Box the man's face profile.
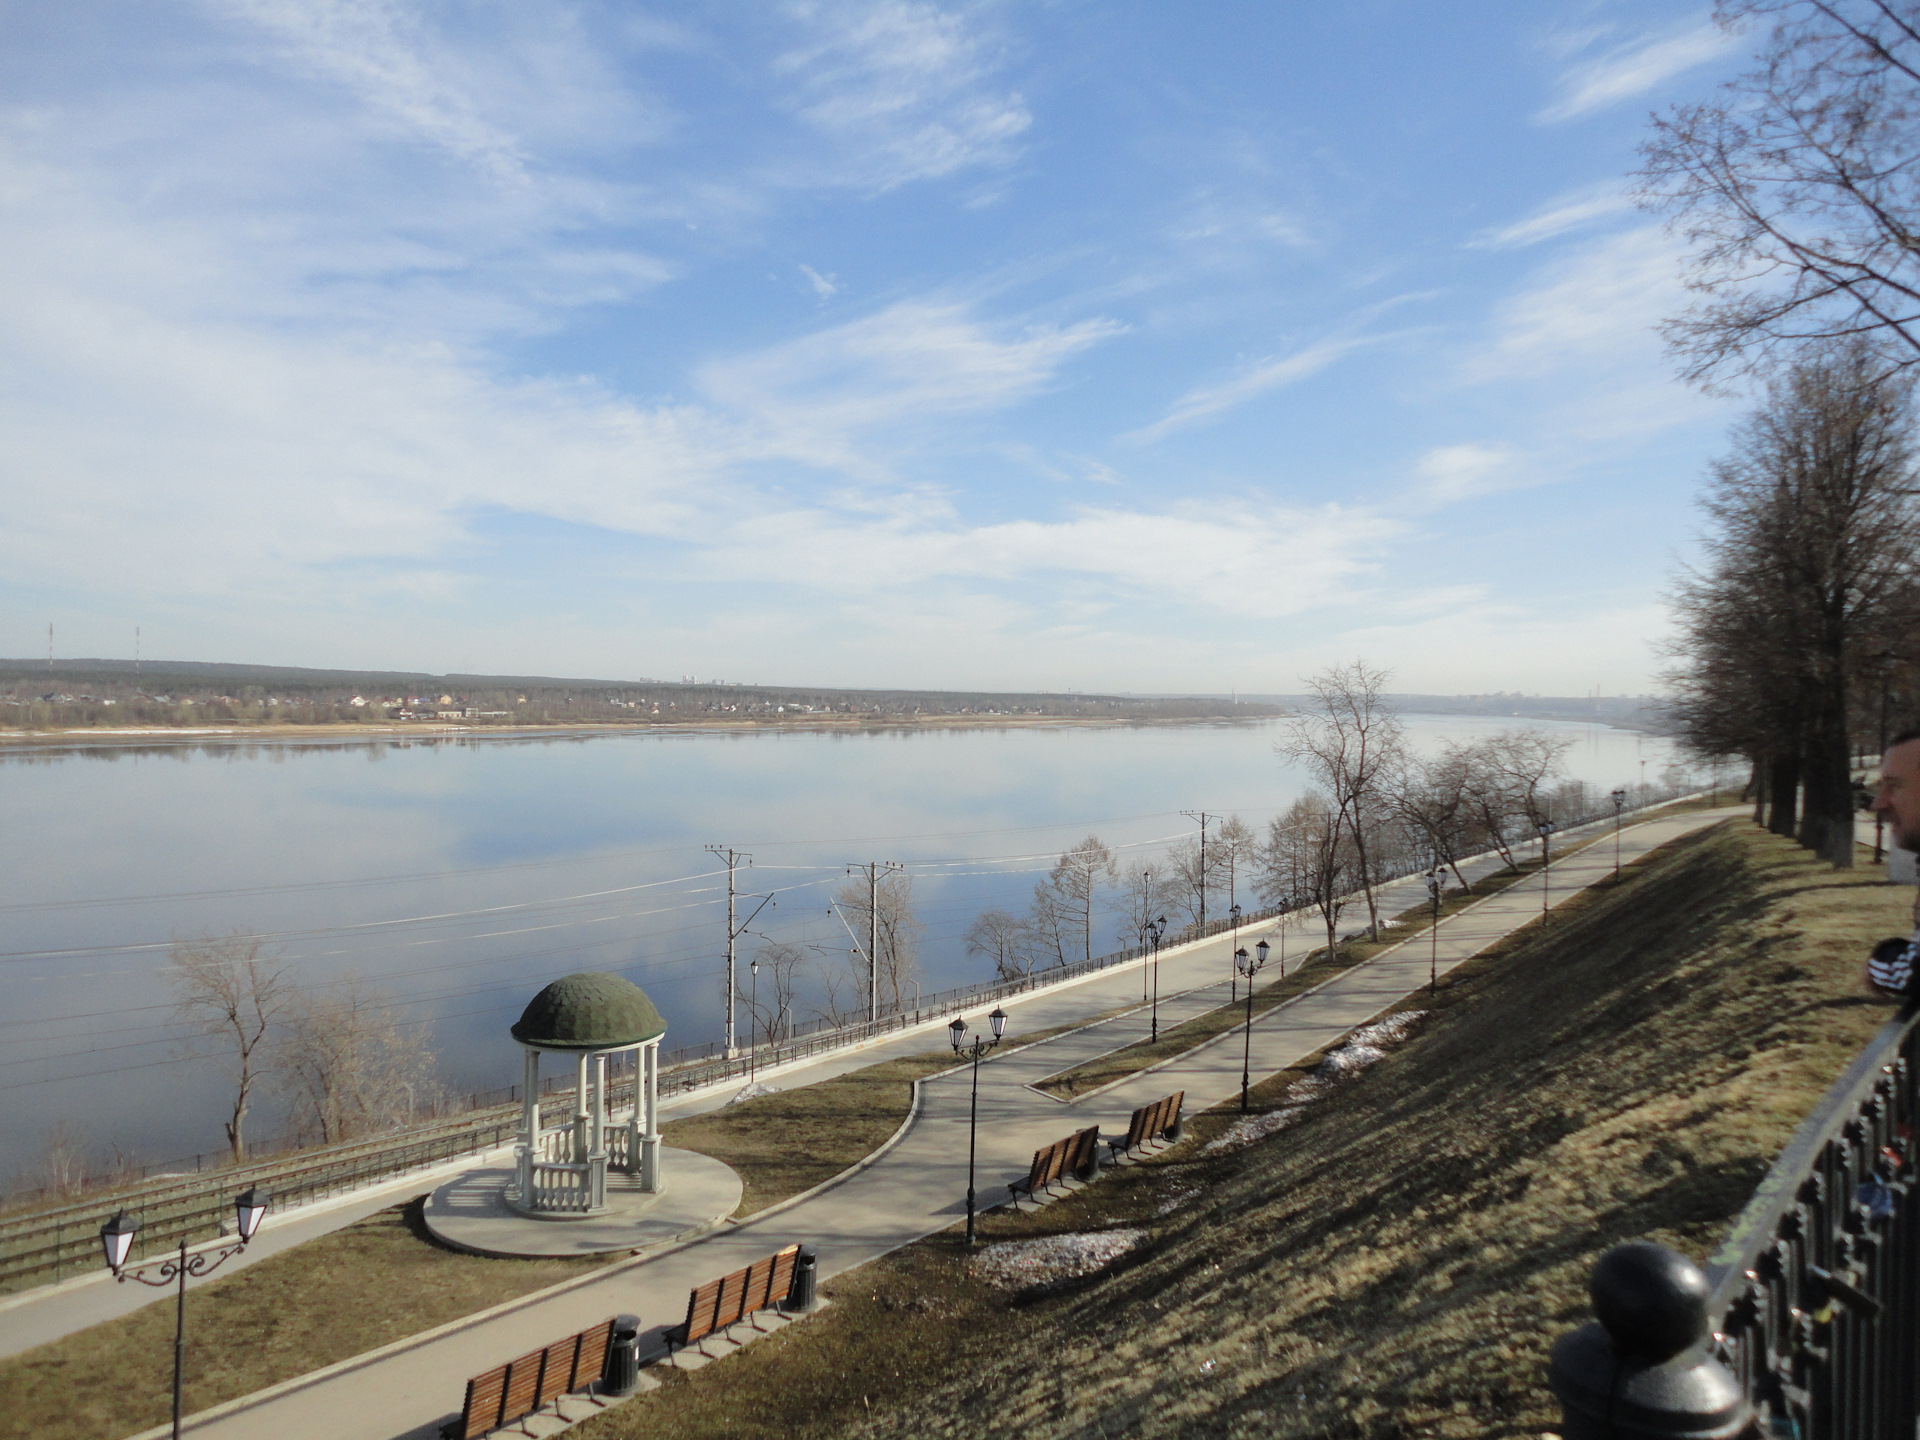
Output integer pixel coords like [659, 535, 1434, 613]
[1873, 739, 1920, 854]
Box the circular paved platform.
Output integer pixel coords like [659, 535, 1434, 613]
[422, 1146, 743, 1258]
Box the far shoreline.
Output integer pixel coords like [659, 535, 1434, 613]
[0, 712, 1277, 753]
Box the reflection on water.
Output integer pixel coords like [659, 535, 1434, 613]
[0, 718, 1679, 1175]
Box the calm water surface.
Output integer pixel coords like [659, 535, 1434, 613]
[0, 717, 1680, 1175]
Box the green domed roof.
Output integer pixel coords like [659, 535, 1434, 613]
[510, 972, 666, 1051]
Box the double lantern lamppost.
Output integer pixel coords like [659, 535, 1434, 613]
[1146, 915, 1167, 1042]
[748, 954, 760, 1081]
[1537, 818, 1555, 916]
[948, 1004, 1008, 1246]
[1609, 787, 1627, 880]
[99, 1187, 271, 1440]
[1227, 902, 1243, 1003]
[1234, 939, 1269, 1112]
[1425, 868, 1442, 993]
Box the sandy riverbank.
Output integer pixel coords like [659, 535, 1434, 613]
[0, 713, 1246, 752]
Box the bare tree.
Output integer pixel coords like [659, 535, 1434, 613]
[1165, 837, 1209, 931]
[1280, 661, 1403, 940]
[833, 872, 921, 1014]
[1116, 863, 1177, 952]
[964, 909, 1034, 981]
[1385, 746, 1478, 892]
[1258, 792, 1350, 957]
[1666, 341, 1920, 862]
[1489, 730, 1577, 834]
[169, 932, 290, 1163]
[278, 977, 435, 1145]
[38, 1118, 89, 1198]
[746, 940, 807, 1046]
[1640, 1, 1920, 385]
[1217, 814, 1256, 913]
[1040, 835, 1114, 966]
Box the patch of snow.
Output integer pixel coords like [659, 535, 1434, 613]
[1205, 1012, 1427, 1152]
[1205, 1106, 1308, 1152]
[1314, 1011, 1425, 1079]
[974, 1228, 1144, 1290]
[725, 1082, 783, 1105]
[1155, 1184, 1201, 1215]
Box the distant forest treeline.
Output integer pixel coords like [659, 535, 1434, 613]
[0, 659, 1282, 730]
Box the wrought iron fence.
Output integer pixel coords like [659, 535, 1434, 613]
[1702, 1001, 1920, 1438]
[1552, 1000, 1920, 1439]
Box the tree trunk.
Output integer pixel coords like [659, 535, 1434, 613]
[1767, 754, 1800, 835]
[1803, 693, 1857, 868]
[1748, 760, 1765, 825]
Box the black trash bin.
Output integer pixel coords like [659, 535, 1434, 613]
[787, 1245, 818, 1313]
[601, 1313, 641, 1397]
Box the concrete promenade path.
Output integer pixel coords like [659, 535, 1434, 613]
[115, 804, 1735, 1440]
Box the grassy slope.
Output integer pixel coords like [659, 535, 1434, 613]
[577, 819, 1910, 1440]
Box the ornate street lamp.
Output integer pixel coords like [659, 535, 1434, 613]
[749, 955, 761, 1080]
[1236, 939, 1268, 1112]
[1146, 915, 1167, 1042]
[1227, 902, 1243, 1003]
[1425, 867, 1442, 993]
[1609, 787, 1627, 880]
[949, 1006, 1007, 1246]
[1537, 818, 1555, 916]
[100, 1188, 271, 1440]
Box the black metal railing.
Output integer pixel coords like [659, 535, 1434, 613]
[1703, 1002, 1920, 1438]
[1551, 1001, 1920, 1439]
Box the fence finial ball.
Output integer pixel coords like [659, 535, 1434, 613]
[1591, 1241, 1710, 1361]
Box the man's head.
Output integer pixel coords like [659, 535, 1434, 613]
[1873, 728, 1920, 853]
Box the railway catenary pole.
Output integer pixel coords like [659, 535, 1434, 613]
[706, 846, 773, 1058]
[847, 861, 903, 1024]
[1180, 810, 1213, 936]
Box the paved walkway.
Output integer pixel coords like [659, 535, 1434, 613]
[120, 805, 1734, 1440]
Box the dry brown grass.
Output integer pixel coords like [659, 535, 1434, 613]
[0, 1198, 611, 1440]
[573, 819, 1910, 1440]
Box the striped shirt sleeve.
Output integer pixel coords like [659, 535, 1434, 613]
[1868, 936, 1919, 997]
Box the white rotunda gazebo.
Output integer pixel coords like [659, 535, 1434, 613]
[506, 971, 666, 1217]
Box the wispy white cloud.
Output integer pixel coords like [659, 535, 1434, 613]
[216, 0, 532, 181]
[775, 1, 1030, 189]
[1414, 443, 1525, 504]
[1469, 183, 1633, 250]
[1466, 226, 1684, 381]
[704, 499, 1404, 619]
[1537, 17, 1738, 123]
[699, 299, 1122, 469]
[800, 263, 839, 298]
[1124, 331, 1395, 446]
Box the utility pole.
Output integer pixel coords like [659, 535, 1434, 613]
[844, 862, 904, 1023]
[1180, 810, 1212, 934]
[705, 846, 773, 1058]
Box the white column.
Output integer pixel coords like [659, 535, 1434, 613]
[629, 1052, 645, 1175]
[588, 1050, 608, 1209]
[640, 1039, 662, 1192]
[515, 1047, 538, 1205]
[573, 1053, 589, 1163]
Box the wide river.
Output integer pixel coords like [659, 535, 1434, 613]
[0, 717, 1681, 1179]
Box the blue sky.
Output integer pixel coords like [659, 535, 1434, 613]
[1, 1, 1751, 693]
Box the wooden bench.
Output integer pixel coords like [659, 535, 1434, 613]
[1008, 1125, 1101, 1204]
[667, 1243, 802, 1359]
[1106, 1091, 1184, 1163]
[443, 1316, 614, 1439]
